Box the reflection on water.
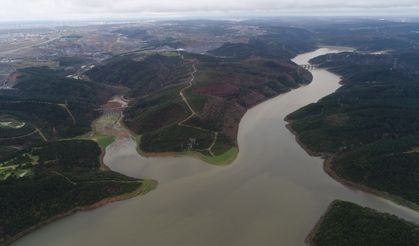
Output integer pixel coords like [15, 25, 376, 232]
[13, 48, 419, 246]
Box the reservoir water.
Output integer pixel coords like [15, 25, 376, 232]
[13, 47, 419, 246]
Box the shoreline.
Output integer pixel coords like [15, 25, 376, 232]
[304, 200, 338, 245]
[135, 140, 238, 166]
[98, 148, 110, 171]
[3, 179, 157, 246]
[284, 49, 419, 216]
[323, 157, 419, 212]
[131, 80, 313, 166]
[285, 120, 419, 216]
[8, 46, 407, 246]
[113, 53, 313, 166]
[284, 51, 419, 241]
[284, 122, 330, 158]
[5, 105, 157, 246]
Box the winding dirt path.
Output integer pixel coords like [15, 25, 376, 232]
[35, 128, 48, 142]
[0, 100, 76, 141]
[0, 130, 37, 140]
[177, 61, 207, 131]
[207, 132, 218, 156]
[179, 63, 197, 119]
[58, 104, 76, 125]
[2, 100, 76, 124]
[0, 128, 47, 142]
[176, 57, 220, 152]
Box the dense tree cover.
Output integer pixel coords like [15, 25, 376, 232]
[0, 64, 148, 244]
[209, 26, 315, 59]
[287, 48, 419, 206]
[308, 200, 419, 246]
[183, 52, 312, 150]
[124, 85, 189, 133]
[0, 140, 145, 244]
[86, 53, 192, 97]
[0, 66, 118, 160]
[287, 79, 419, 153]
[0, 99, 75, 138]
[31, 140, 102, 169]
[0, 66, 116, 138]
[88, 46, 312, 158]
[85, 24, 315, 158]
[0, 134, 44, 161]
[12, 67, 114, 105]
[209, 37, 313, 60]
[141, 124, 214, 153]
[332, 136, 419, 205]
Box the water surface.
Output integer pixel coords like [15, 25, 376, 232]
[14, 47, 419, 246]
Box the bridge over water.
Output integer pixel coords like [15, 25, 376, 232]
[300, 64, 317, 70]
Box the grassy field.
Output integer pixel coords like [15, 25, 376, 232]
[199, 147, 238, 165]
[94, 134, 116, 149]
[80, 111, 123, 151]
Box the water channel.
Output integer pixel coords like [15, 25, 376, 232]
[14, 47, 419, 246]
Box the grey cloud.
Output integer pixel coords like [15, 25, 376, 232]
[1, 0, 419, 21]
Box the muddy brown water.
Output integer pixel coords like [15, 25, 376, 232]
[13, 48, 419, 246]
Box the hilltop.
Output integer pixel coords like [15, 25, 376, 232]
[87, 48, 312, 163]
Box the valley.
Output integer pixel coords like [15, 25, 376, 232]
[2, 18, 419, 246]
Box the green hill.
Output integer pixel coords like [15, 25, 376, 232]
[287, 51, 419, 208]
[88, 50, 312, 162]
[0, 140, 153, 245]
[307, 200, 419, 246]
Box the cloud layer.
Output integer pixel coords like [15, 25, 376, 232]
[2, 0, 419, 21]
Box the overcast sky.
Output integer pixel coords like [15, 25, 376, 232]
[1, 0, 419, 21]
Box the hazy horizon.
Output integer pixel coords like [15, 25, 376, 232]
[1, 0, 419, 22]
